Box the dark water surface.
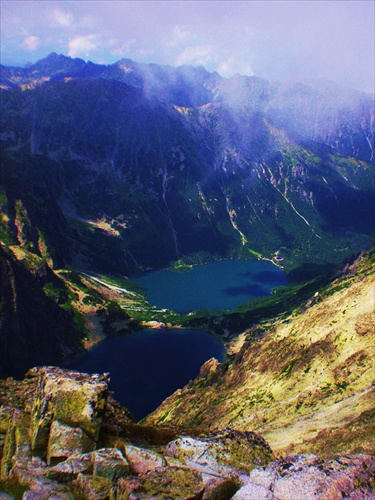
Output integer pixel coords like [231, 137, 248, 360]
[133, 259, 287, 313]
[73, 259, 286, 420]
[71, 328, 225, 420]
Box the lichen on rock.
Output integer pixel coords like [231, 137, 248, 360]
[1, 366, 375, 499]
[165, 428, 274, 476]
[47, 421, 96, 464]
[116, 466, 205, 499]
[28, 366, 110, 454]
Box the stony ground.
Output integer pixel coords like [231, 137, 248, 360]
[1, 366, 374, 499]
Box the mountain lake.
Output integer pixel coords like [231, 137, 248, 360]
[72, 259, 286, 420]
[71, 328, 225, 420]
[133, 258, 287, 314]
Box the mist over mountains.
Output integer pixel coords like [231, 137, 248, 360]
[0, 53, 374, 375]
[1, 53, 374, 270]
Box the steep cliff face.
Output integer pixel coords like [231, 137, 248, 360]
[0, 173, 136, 378]
[145, 253, 375, 458]
[0, 246, 85, 379]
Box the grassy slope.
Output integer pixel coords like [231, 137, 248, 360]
[144, 253, 375, 458]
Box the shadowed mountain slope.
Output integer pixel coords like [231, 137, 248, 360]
[1, 55, 374, 276]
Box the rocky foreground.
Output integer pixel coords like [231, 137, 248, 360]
[0, 367, 374, 499]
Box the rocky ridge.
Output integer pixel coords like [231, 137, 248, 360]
[1, 366, 374, 499]
[145, 252, 375, 458]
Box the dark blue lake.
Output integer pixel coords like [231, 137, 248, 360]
[71, 328, 225, 421]
[133, 259, 287, 314]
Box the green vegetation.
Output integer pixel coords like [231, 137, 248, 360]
[279, 360, 297, 379]
[168, 259, 193, 272]
[42, 281, 67, 304]
[247, 248, 263, 259]
[167, 251, 222, 270]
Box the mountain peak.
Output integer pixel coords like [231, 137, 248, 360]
[32, 52, 86, 71]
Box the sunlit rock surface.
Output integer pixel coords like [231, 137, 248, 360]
[1, 366, 374, 498]
[28, 367, 109, 457]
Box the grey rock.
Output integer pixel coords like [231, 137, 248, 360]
[116, 466, 205, 499]
[201, 472, 241, 499]
[72, 473, 114, 500]
[47, 420, 95, 464]
[232, 482, 273, 500]
[233, 454, 375, 500]
[47, 452, 94, 482]
[92, 448, 130, 482]
[165, 429, 273, 477]
[1, 410, 30, 479]
[124, 444, 165, 474]
[29, 367, 110, 452]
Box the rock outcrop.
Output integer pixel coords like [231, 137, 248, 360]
[0, 367, 272, 499]
[28, 367, 109, 462]
[232, 454, 375, 500]
[1, 366, 374, 499]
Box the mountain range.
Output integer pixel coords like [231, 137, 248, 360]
[0, 53, 374, 376]
[0, 53, 375, 498]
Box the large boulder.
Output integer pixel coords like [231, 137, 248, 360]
[92, 448, 130, 482]
[0, 409, 30, 479]
[163, 428, 273, 499]
[116, 466, 205, 499]
[123, 444, 166, 474]
[0, 367, 113, 496]
[47, 452, 94, 482]
[28, 367, 110, 455]
[72, 473, 114, 500]
[47, 448, 130, 483]
[47, 420, 96, 464]
[232, 454, 375, 500]
[165, 428, 274, 477]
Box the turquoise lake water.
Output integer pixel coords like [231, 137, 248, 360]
[71, 328, 225, 420]
[133, 259, 287, 314]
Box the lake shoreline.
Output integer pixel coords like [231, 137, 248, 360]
[164, 254, 285, 274]
[132, 257, 287, 316]
[70, 328, 225, 420]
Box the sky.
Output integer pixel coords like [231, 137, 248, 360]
[1, 0, 374, 93]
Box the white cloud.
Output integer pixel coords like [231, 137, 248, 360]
[111, 38, 136, 56]
[22, 35, 40, 51]
[52, 8, 74, 28]
[176, 45, 215, 67]
[218, 57, 254, 78]
[136, 48, 154, 57]
[110, 38, 154, 59]
[166, 25, 192, 48]
[68, 35, 97, 58]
